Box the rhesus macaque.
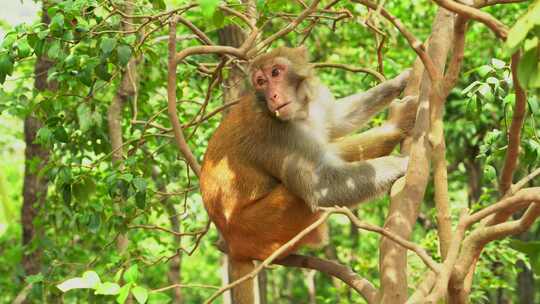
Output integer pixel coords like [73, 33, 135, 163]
[200, 46, 415, 303]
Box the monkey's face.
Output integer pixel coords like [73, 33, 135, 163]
[251, 57, 306, 121]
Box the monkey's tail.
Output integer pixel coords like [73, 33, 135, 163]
[229, 258, 256, 304]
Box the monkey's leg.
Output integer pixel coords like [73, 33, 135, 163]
[227, 185, 326, 261]
[332, 123, 404, 162]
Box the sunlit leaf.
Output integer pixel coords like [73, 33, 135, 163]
[116, 283, 132, 304]
[132, 286, 148, 304]
[199, 0, 219, 19]
[95, 282, 121, 295]
[82, 271, 101, 289]
[124, 265, 139, 283]
[57, 278, 92, 292]
[0, 53, 14, 84]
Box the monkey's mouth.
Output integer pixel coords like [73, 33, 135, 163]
[275, 102, 290, 113]
[274, 102, 291, 118]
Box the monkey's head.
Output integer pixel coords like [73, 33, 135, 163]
[250, 46, 315, 121]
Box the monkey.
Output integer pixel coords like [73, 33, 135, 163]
[200, 46, 415, 303]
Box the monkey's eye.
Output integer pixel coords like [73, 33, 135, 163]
[271, 67, 280, 77]
[256, 78, 266, 86]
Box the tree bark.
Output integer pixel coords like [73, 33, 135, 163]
[165, 203, 183, 303]
[21, 4, 55, 276]
[516, 260, 534, 304]
[379, 8, 454, 303]
[107, 0, 139, 256]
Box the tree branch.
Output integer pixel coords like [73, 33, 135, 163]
[499, 52, 528, 194]
[432, 0, 508, 39]
[167, 18, 202, 176]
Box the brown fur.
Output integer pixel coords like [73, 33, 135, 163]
[200, 47, 415, 304]
[201, 94, 327, 261]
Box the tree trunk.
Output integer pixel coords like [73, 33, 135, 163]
[165, 203, 183, 303]
[516, 260, 534, 304]
[218, 24, 248, 111]
[21, 4, 55, 276]
[107, 0, 139, 257]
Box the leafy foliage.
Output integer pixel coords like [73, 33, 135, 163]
[0, 0, 538, 303]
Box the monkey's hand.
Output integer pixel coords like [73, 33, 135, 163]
[393, 68, 412, 91]
[388, 95, 419, 135]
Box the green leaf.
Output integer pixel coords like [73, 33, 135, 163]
[16, 40, 32, 58]
[57, 277, 93, 292]
[462, 80, 480, 95]
[132, 178, 147, 192]
[150, 0, 166, 10]
[26, 274, 44, 284]
[117, 283, 132, 304]
[486, 77, 499, 85]
[95, 63, 112, 81]
[491, 58, 506, 69]
[82, 271, 101, 289]
[54, 126, 69, 143]
[256, 0, 266, 12]
[483, 165, 496, 181]
[117, 45, 132, 66]
[47, 40, 62, 60]
[477, 83, 493, 101]
[27, 33, 39, 49]
[135, 191, 146, 209]
[477, 65, 493, 77]
[100, 37, 117, 56]
[503, 93, 515, 107]
[79, 65, 94, 86]
[509, 240, 540, 275]
[62, 183, 72, 205]
[0, 54, 14, 84]
[73, 176, 96, 202]
[517, 47, 538, 88]
[50, 14, 65, 34]
[212, 10, 225, 28]
[199, 0, 220, 19]
[132, 286, 149, 304]
[37, 29, 49, 40]
[148, 292, 171, 304]
[36, 126, 53, 144]
[505, 1, 540, 53]
[95, 282, 121, 295]
[528, 95, 539, 113]
[88, 213, 101, 233]
[77, 104, 93, 131]
[124, 265, 139, 283]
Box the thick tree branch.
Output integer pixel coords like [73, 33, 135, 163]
[379, 9, 454, 303]
[432, 0, 508, 39]
[499, 52, 528, 194]
[167, 18, 202, 176]
[277, 254, 378, 304]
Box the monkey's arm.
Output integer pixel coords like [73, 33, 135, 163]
[259, 142, 408, 211]
[331, 95, 418, 161]
[332, 124, 403, 162]
[329, 70, 410, 138]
